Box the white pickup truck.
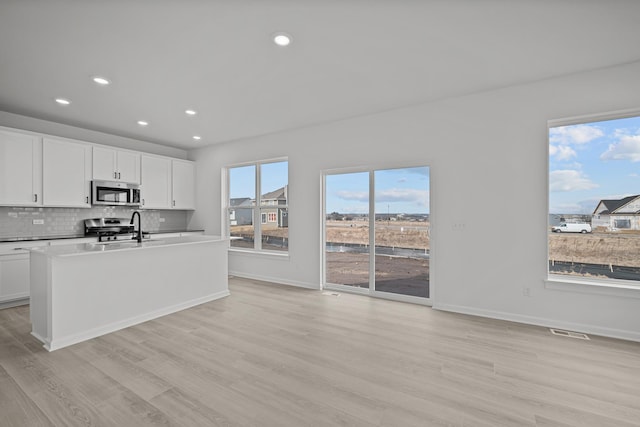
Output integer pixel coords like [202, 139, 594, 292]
[551, 223, 592, 233]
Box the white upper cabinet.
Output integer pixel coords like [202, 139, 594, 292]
[93, 146, 141, 184]
[0, 128, 42, 206]
[42, 137, 92, 208]
[140, 155, 172, 209]
[172, 160, 196, 210]
[141, 156, 196, 210]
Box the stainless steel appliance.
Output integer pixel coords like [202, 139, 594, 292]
[84, 217, 135, 242]
[91, 180, 141, 206]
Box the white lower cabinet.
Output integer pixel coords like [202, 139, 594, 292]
[0, 241, 46, 307]
[0, 251, 30, 305]
[0, 239, 95, 308]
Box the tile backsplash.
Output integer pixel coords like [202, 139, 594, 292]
[0, 206, 188, 239]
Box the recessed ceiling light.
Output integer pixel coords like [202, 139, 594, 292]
[273, 32, 292, 46]
[137, 120, 149, 126]
[92, 76, 110, 85]
[55, 98, 71, 105]
[193, 135, 201, 141]
[185, 109, 197, 116]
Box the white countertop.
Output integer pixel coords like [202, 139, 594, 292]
[31, 235, 227, 257]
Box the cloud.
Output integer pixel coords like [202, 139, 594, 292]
[549, 144, 577, 160]
[376, 188, 429, 207]
[335, 190, 368, 202]
[549, 170, 598, 192]
[600, 134, 640, 162]
[549, 198, 602, 214]
[549, 124, 603, 145]
[336, 188, 430, 207]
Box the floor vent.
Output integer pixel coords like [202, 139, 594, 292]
[550, 328, 590, 340]
[322, 291, 340, 297]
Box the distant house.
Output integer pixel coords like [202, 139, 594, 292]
[229, 186, 288, 228]
[592, 195, 640, 231]
[229, 197, 253, 226]
[260, 186, 288, 228]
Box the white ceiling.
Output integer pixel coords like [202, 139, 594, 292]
[1, 0, 640, 150]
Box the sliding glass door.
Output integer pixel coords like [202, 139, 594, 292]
[325, 172, 370, 291]
[324, 166, 430, 301]
[373, 168, 429, 298]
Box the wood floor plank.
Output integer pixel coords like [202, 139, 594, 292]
[1, 277, 640, 426]
[0, 364, 54, 427]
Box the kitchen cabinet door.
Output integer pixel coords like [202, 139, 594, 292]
[171, 160, 195, 209]
[92, 146, 118, 181]
[140, 155, 172, 209]
[0, 252, 30, 305]
[43, 137, 92, 207]
[93, 146, 141, 184]
[0, 129, 42, 206]
[116, 150, 141, 184]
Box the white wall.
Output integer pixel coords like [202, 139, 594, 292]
[190, 60, 640, 342]
[0, 110, 187, 159]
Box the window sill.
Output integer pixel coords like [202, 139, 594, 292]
[228, 248, 290, 259]
[545, 275, 640, 299]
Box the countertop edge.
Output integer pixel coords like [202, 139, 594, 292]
[0, 230, 205, 244]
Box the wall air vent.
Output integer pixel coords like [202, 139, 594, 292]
[550, 328, 590, 340]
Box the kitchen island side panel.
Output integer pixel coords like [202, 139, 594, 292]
[29, 250, 51, 344]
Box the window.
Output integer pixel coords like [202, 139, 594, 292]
[227, 160, 288, 252]
[549, 113, 640, 284]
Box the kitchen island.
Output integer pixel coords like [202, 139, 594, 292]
[30, 235, 229, 351]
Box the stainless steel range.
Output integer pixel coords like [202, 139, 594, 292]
[84, 218, 134, 242]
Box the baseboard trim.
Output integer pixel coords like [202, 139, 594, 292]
[40, 290, 230, 351]
[433, 302, 640, 343]
[0, 297, 29, 310]
[229, 271, 319, 290]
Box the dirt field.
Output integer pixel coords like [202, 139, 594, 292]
[325, 252, 429, 298]
[231, 220, 430, 296]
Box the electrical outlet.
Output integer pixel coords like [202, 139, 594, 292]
[159, 218, 165, 223]
[523, 287, 531, 297]
[32, 219, 44, 225]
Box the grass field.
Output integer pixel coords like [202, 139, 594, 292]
[324, 220, 429, 249]
[234, 220, 638, 269]
[549, 231, 640, 267]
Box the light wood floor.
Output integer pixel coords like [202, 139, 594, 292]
[1, 278, 640, 427]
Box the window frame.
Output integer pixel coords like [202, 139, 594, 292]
[546, 108, 640, 297]
[224, 158, 289, 255]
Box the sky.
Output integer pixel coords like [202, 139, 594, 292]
[229, 161, 288, 200]
[325, 166, 429, 214]
[549, 115, 640, 214]
[229, 162, 429, 214]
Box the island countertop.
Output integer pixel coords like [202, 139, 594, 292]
[31, 235, 227, 257]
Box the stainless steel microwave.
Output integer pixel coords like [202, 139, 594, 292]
[91, 180, 141, 206]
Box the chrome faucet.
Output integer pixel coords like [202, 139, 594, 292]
[130, 211, 143, 243]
